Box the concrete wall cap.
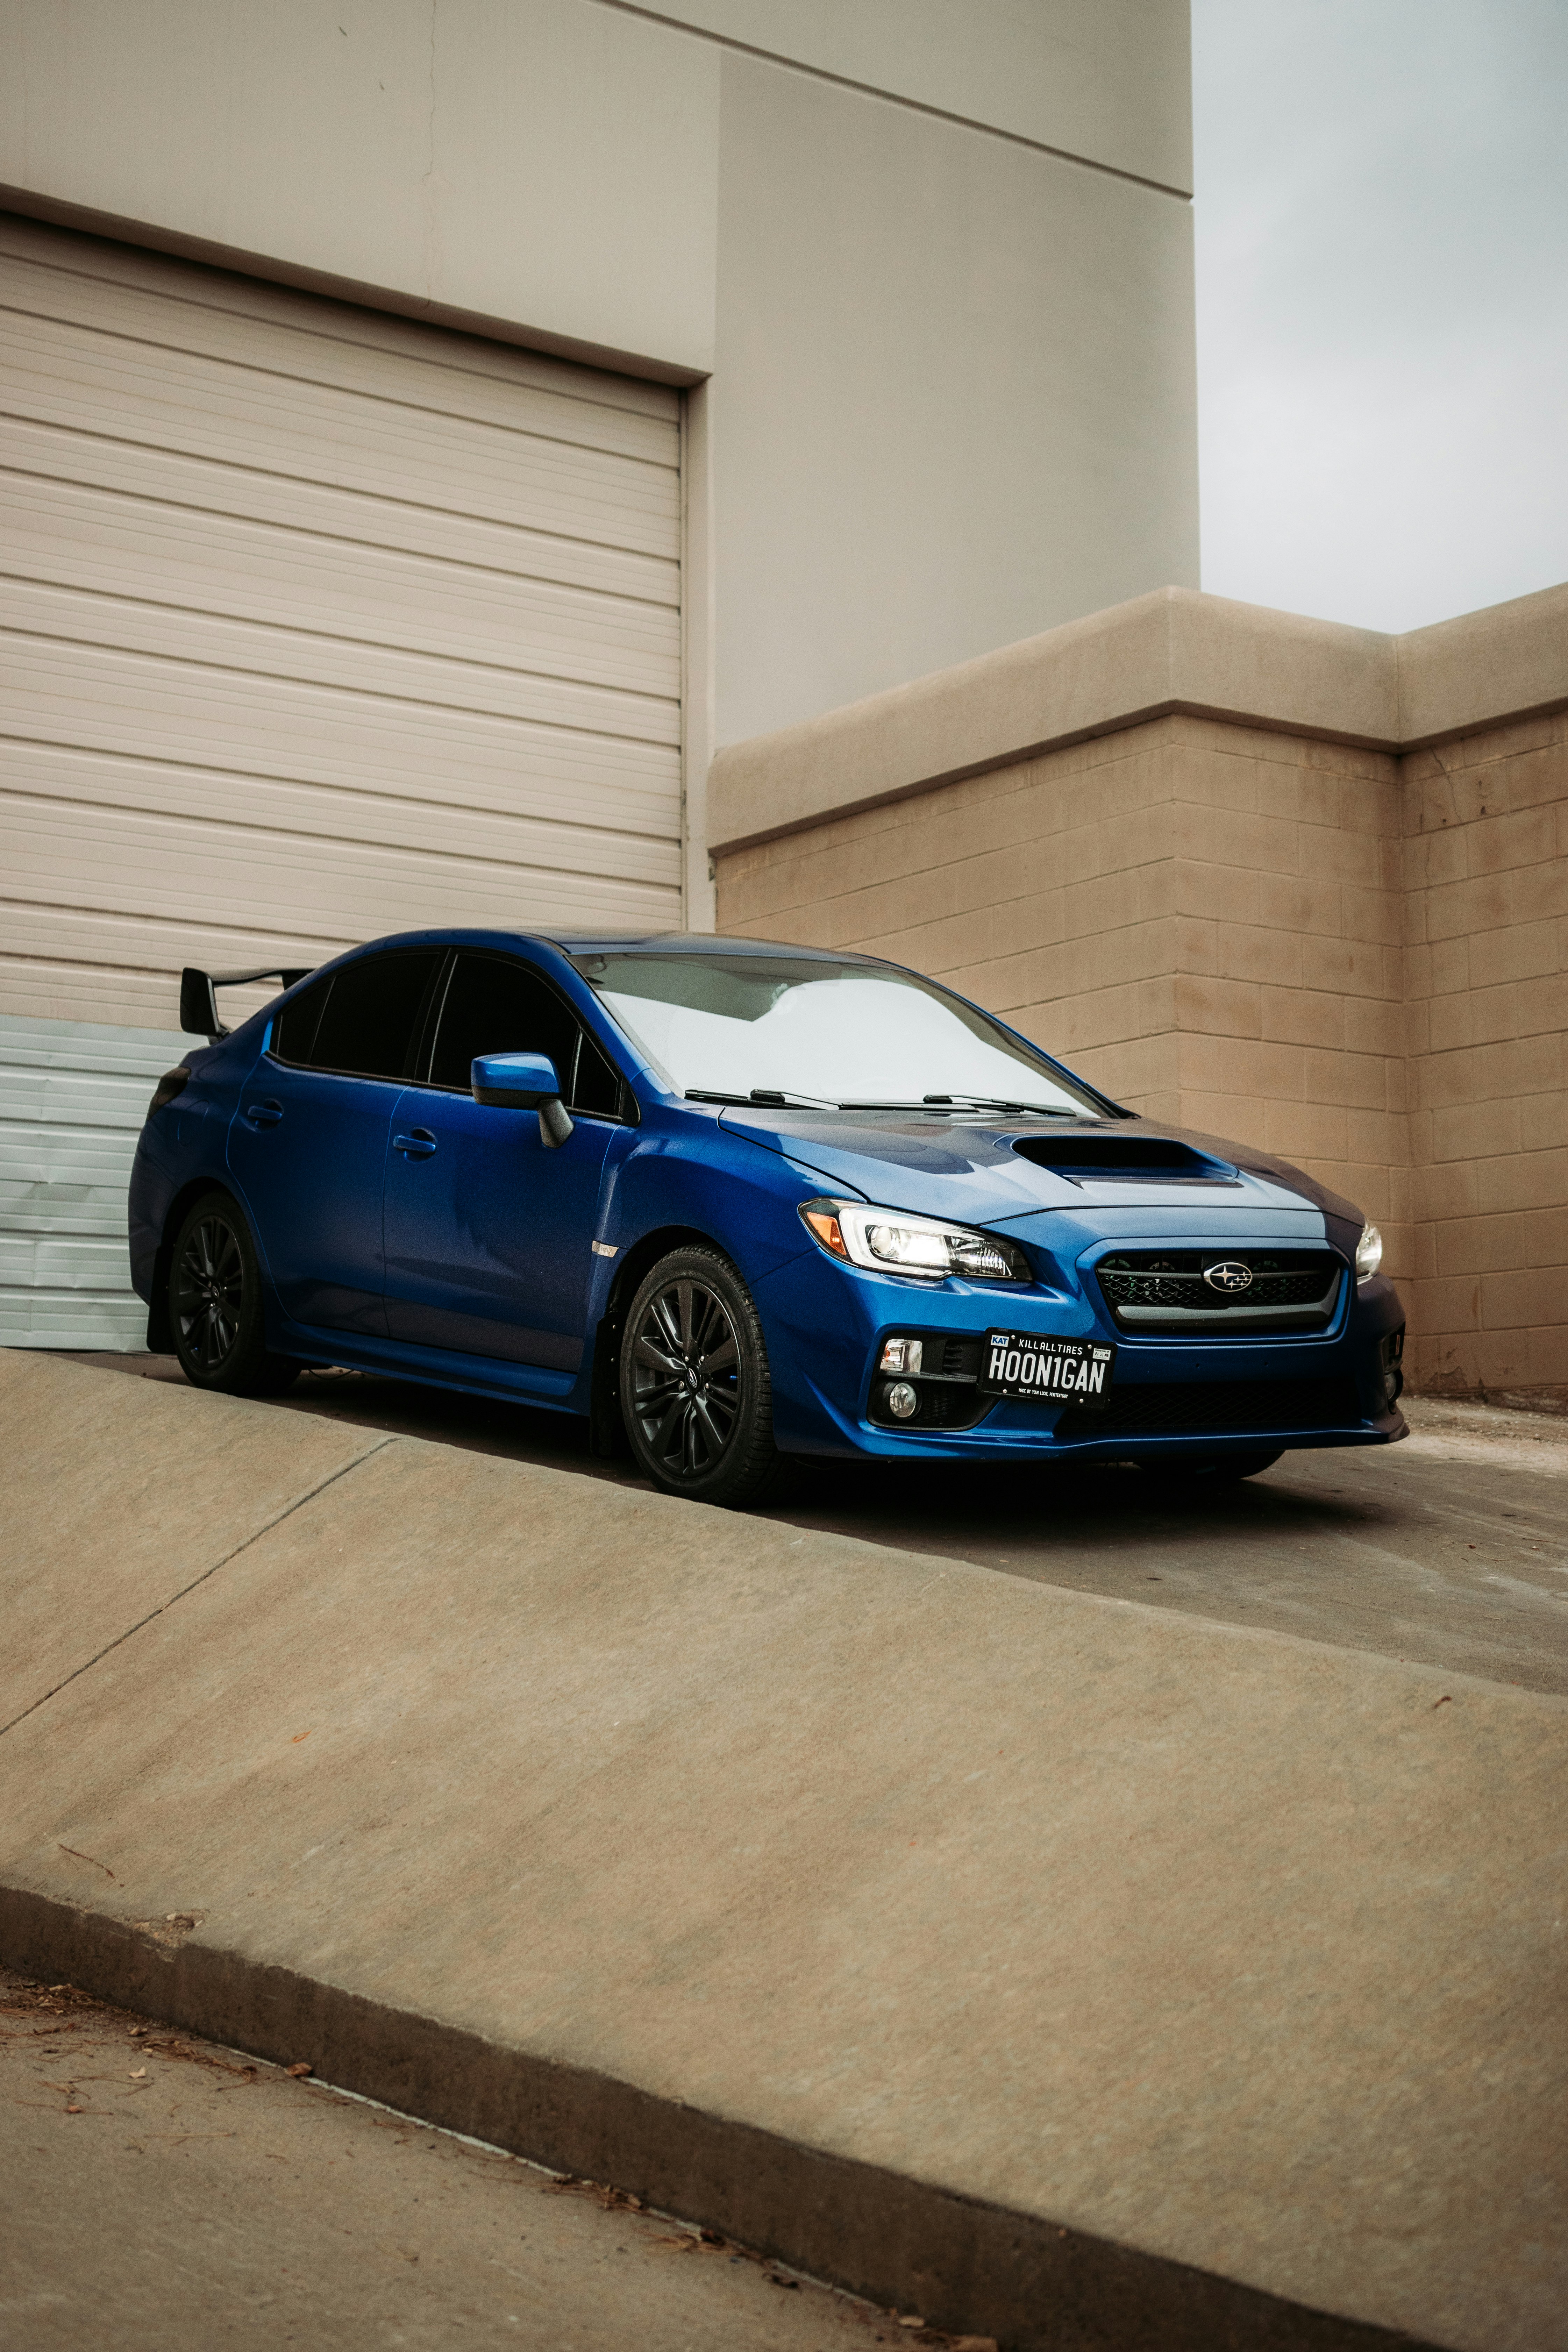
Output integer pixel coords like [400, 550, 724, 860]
[1398, 579, 1568, 749]
[708, 579, 1568, 855]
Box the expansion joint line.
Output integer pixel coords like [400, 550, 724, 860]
[0, 1437, 398, 1739]
[586, 0, 1192, 198]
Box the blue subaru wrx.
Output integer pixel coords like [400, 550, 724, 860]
[129, 929, 1407, 1505]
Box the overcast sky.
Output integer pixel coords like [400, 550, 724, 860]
[1191, 0, 1568, 634]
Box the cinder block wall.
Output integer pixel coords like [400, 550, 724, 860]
[718, 713, 1412, 1271]
[716, 720, 1186, 1109]
[709, 588, 1568, 1399]
[1404, 711, 1568, 1391]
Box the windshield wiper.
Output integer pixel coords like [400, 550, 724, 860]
[686, 1086, 838, 1109]
[921, 1094, 1082, 1118]
[685, 1088, 1083, 1117]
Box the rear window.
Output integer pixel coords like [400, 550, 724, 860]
[275, 950, 442, 1081]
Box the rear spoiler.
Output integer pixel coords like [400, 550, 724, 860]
[180, 964, 313, 1045]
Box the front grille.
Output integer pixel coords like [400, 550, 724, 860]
[939, 1336, 983, 1377]
[1058, 1376, 1361, 1440]
[1095, 1250, 1341, 1333]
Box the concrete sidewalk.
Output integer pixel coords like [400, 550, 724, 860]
[0, 1966, 908, 2352]
[3, 1350, 1567, 2351]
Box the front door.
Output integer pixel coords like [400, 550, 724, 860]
[383, 949, 626, 1367]
[226, 946, 443, 1338]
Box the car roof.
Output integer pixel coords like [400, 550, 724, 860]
[322, 928, 884, 968]
[544, 932, 874, 962]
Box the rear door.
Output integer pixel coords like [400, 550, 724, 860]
[383, 950, 627, 1368]
[227, 947, 443, 1337]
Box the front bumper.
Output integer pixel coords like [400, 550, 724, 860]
[755, 1240, 1407, 1464]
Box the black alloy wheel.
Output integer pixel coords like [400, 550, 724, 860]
[169, 1191, 299, 1396]
[619, 1246, 782, 1506]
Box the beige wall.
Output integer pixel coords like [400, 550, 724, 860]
[710, 52, 1198, 743]
[712, 587, 1568, 1400]
[0, 0, 1199, 853]
[652, 0, 1192, 188]
[0, 0, 725, 372]
[717, 713, 1410, 1235]
[1405, 712, 1568, 1392]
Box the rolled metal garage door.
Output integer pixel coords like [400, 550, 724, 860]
[0, 213, 682, 1345]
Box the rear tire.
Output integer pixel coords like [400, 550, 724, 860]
[619, 1246, 782, 1507]
[169, 1190, 300, 1397]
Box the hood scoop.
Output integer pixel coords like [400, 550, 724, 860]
[1010, 1133, 1239, 1185]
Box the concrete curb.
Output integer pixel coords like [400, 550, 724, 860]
[2, 1884, 1425, 2352]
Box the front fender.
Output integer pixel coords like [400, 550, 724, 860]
[596, 1121, 821, 1292]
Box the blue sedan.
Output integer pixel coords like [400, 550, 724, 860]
[129, 929, 1406, 1505]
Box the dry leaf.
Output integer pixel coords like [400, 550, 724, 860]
[286, 2062, 313, 2078]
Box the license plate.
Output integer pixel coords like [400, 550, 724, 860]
[980, 1330, 1116, 1410]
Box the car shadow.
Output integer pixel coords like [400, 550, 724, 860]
[68, 1354, 1392, 1555]
[756, 1451, 1383, 1556]
[266, 1364, 1386, 1555]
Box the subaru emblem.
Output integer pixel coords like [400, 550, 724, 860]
[1204, 1260, 1254, 1293]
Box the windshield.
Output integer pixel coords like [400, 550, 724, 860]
[570, 953, 1105, 1116]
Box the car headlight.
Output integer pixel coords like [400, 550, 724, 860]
[799, 1197, 1030, 1284]
[1355, 1223, 1383, 1281]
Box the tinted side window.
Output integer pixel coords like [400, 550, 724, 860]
[283, 950, 442, 1080]
[275, 974, 330, 1067]
[429, 953, 619, 1114]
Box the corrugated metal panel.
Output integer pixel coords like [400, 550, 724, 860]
[0, 215, 683, 1342]
[0, 213, 684, 1041]
[0, 1013, 184, 1348]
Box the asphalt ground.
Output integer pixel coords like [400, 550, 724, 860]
[0, 1966, 979, 2352]
[66, 1352, 1568, 1699]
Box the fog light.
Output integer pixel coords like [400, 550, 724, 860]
[1380, 1324, 1405, 1406]
[879, 1338, 924, 1375]
[885, 1381, 919, 1420]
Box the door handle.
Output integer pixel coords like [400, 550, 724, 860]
[245, 1099, 283, 1127]
[394, 1128, 438, 1159]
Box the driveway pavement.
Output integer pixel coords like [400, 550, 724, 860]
[67, 1354, 1568, 1697]
[14, 1348, 1568, 2349]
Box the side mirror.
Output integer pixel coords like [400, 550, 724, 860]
[471, 1052, 574, 1149]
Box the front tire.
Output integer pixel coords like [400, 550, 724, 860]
[169, 1191, 299, 1396]
[619, 1246, 782, 1507]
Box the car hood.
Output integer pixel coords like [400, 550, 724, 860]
[720, 1107, 1367, 1249]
